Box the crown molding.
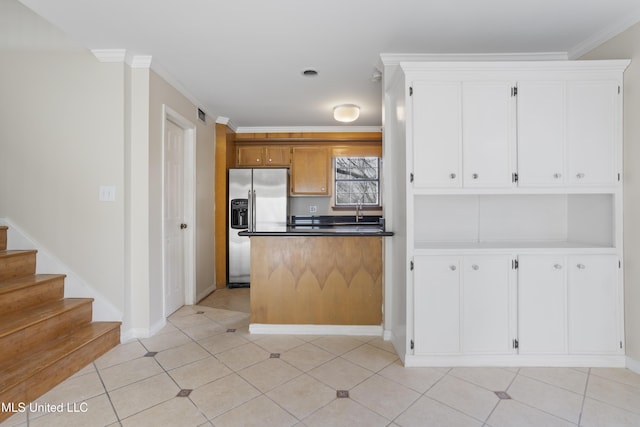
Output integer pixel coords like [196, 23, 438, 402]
[380, 52, 568, 66]
[91, 49, 126, 62]
[126, 53, 152, 68]
[215, 116, 237, 132]
[569, 7, 640, 59]
[235, 126, 381, 134]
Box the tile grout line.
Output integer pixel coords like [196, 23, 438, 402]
[577, 368, 591, 427]
[93, 359, 124, 425]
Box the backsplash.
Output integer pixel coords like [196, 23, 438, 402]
[288, 196, 383, 217]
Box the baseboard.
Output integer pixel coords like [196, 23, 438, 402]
[196, 284, 216, 304]
[249, 324, 383, 336]
[626, 356, 640, 374]
[404, 354, 627, 368]
[383, 329, 393, 341]
[0, 218, 122, 322]
[120, 318, 167, 342]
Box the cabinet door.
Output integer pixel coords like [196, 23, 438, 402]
[517, 82, 567, 186]
[568, 255, 621, 354]
[461, 255, 513, 353]
[237, 146, 263, 167]
[412, 81, 462, 188]
[518, 255, 567, 354]
[567, 81, 620, 185]
[463, 82, 516, 188]
[290, 147, 329, 195]
[265, 146, 291, 167]
[414, 256, 460, 354]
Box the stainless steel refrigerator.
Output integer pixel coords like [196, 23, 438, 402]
[228, 168, 288, 287]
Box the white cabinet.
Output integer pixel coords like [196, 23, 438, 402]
[461, 255, 514, 353]
[414, 255, 514, 355]
[568, 255, 622, 354]
[517, 81, 567, 186]
[567, 81, 620, 186]
[414, 256, 460, 354]
[518, 80, 621, 187]
[518, 255, 568, 354]
[412, 82, 461, 188]
[462, 82, 516, 188]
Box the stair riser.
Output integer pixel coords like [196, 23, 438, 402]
[0, 278, 65, 315]
[0, 302, 92, 365]
[0, 326, 120, 422]
[0, 252, 36, 282]
[0, 227, 6, 251]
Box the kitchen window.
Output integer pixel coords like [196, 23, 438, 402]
[334, 156, 380, 206]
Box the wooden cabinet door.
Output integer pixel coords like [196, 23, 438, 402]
[237, 146, 264, 167]
[517, 81, 567, 187]
[414, 256, 461, 354]
[462, 82, 516, 188]
[568, 255, 622, 354]
[290, 147, 329, 195]
[264, 146, 290, 167]
[567, 81, 620, 186]
[517, 255, 567, 354]
[412, 81, 462, 188]
[461, 255, 514, 354]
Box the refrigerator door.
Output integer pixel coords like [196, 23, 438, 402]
[253, 168, 288, 232]
[228, 169, 252, 285]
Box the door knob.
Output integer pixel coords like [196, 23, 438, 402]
[180, 223, 188, 229]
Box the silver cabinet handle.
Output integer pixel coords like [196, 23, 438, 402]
[553, 173, 562, 179]
[449, 265, 457, 271]
[450, 173, 457, 179]
[576, 173, 585, 179]
[577, 264, 586, 269]
[472, 173, 479, 180]
[554, 264, 562, 269]
[471, 264, 479, 270]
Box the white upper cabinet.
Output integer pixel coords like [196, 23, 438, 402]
[462, 82, 516, 188]
[567, 81, 620, 186]
[517, 81, 567, 186]
[412, 82, 462, 188]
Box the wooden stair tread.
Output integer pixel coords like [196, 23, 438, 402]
[0, 322, 120, 390]
[0, 249, 37, 258]
[0, 298, 93, 338]
[0, 274, 66, 294]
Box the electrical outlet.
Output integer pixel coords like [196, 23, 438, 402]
[99, 185, 116, 202]
[309, 205, 317, 213]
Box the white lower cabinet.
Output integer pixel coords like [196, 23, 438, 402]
[415, 253, 622, 360]
[567, 255, 622, 354]
[414, 254, 515, 355]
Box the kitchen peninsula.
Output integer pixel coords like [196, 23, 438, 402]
[240, 216, 392, 334]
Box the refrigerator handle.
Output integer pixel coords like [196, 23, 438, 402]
[247, 189, 253, 232]
[252, 189, 257, 232]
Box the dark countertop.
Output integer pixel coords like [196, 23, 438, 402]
[238, 226, 394, 237]
[238, 215, 393, 237]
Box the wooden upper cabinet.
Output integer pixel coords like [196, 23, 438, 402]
[236, 146, 264, 167]
[236, 145, 291, 167]
[290, 146, 329, 195]
[264, 146, 291, 166]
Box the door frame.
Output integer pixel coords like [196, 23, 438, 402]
[161, 104, 196, 317]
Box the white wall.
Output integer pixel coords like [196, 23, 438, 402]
[581, 22, 640, 365]
[0, 1, 126, 319]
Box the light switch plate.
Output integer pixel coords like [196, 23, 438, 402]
[99, 185, 116, 202]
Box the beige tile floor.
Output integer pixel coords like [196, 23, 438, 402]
[3, 288, 640, 426]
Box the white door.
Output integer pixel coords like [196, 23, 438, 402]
[568, 255, 621, 354]
[414, 256, 461, 354]
[567, 81, 620, 185]
[517, 81, 567, 186]
[461, 255, 513, 354]
[518, 255, 567, 354]
[164, 119, 186, 315]
[462, 81, 516, 188]
[412, 81, 462, 188]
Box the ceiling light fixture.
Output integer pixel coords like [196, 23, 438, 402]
[333, 104, 360, 122]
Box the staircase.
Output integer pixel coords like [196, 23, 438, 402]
[0, 225, 120, 421]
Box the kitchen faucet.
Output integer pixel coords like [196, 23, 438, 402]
[356, 200, 362, 222]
